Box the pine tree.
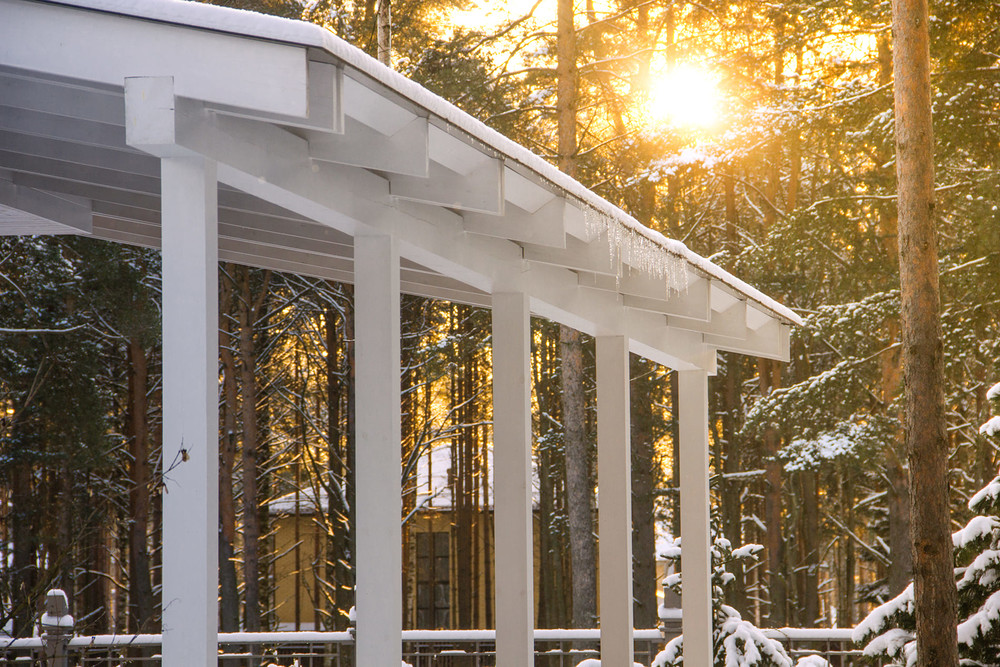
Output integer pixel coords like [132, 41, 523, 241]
[652, 531, 830, 667]
[854, 380, 1000, 665]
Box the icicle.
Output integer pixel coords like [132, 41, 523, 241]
[584, 205, 689, 298]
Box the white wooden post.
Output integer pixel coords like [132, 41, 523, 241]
[596, 335, 633, 665]
[491, 291, 534, 667]
[160, 155, 219, 666]
[679, 369, 712, 665]
[354, 234, 402, 667]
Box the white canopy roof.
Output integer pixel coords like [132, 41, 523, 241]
[0, 0, 800, 371]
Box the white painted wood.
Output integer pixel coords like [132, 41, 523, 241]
[206, 60, 342, 133]
[2, 0, 308, 117]
[678, 370, 712, 667]
[463, 198, 567, 249]
[354, 234, 402, 667]
[428, 124, 492, 176]
[0, 180, 91, 235]
[309, 115, 429, 177]
[491, 291, 534, 667]
[160, 155, 218, 667]
[596, 334, 633, 665]
[343, 74, 416, 136]
[668, 299, 747, 339]
[503, 166, 555, 213]
[390, 158, 504, 215]
[704, 319, 790, 363]
[150, 84, 775, 366]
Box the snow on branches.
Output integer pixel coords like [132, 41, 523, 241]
[652, 535, 830, 667]
[854, 381, 1000, 665]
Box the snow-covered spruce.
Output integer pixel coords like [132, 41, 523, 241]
[651, 535, 831, 667]
[853, 381, 1000, 665]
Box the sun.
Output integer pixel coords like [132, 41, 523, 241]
[646, 64, 722, 130]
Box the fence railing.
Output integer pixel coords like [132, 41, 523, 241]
[0, 627, 873, 666]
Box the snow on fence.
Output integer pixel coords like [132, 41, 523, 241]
[0, 627, 877, 666]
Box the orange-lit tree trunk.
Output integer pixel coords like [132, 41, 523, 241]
[219, 266, 240, 633]
[891, 0, 958, 664]
[557, 0, 597, 631]
[126, 338, 155, 632]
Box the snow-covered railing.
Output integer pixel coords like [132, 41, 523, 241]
[0, 627, 873, 666]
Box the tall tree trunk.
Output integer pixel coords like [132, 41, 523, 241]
[126, 338, 155, 633]
[557, 0, 597, 631]
[800, 470, 819, 626]
[876, 33, 914, 598]
[562, 326, 596, 628]
[760, 358, 786, 627]
[721, 358, 748, 616]
[325, 297, 352, 630]
[238, 267, 271, 632]
[343, 285, 358, 631]
[10, 451, 36, 637]
[631, 357, 658, 629]
[376, 0, 390, 66]
[219, 268, 240, 633]
[892, 0, 959, 664]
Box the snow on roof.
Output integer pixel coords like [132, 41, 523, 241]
[45, 0, 802, 328]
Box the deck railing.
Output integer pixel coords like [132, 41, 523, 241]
[0, 627, 874, 666]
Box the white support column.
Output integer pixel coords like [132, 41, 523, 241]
[596, 335, 633, 665]
[354, 234, 402, 667]
[161, 155, 219, 667]
[678, 369, 712, 666]
[491, 291, 534, 667]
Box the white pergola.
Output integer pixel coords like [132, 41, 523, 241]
[0, 1, 801, 665]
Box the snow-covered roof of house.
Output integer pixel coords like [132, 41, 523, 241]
[0, 0, 800, 370]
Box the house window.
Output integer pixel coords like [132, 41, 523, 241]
[416, 531, 450, 629]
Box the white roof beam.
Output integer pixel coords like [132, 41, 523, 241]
[523, 236, 618, 275]
[123, 80, 728, 369]
[390, 159, 503, 215]
[579, 272, 711, 320]
[91, 215, 491, 308]
[205, 60, 342, 133]
[504, 166, 556, 213]
[704, 318, 791, 362]
[307, 115, 429, 177]
[0, 67, 125, 125]
[1, 0, 308, 117]
[342, 75, 415, 136]
[463, 197, 566, 249]
[0, 179, 91, 235]
[668, 298, 747, 340]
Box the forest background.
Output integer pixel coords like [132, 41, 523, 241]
[1, 0, 998, 642]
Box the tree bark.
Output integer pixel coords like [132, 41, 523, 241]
[325, 296, 353, 630]
[376, 0, 390, 67]
[630, 356, 658, 629]
[892, 0, 959, 663]
[759, 358, 786, 627]
[126, 338, 155, 633]
[562, 326, 597, 628]
[219, 268, 240, 633]
[237, 267, 271, 632]
[556, 0, 596, 631]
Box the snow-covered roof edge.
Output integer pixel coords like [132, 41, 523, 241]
[45, 0, 803, 328]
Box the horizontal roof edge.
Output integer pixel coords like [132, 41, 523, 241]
[35, 0, 803, 328]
